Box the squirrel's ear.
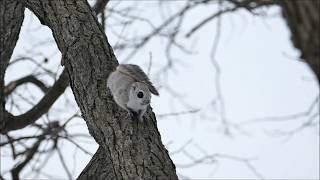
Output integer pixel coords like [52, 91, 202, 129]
[149, 85, 159, 96]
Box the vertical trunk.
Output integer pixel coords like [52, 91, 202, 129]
[280, 0, 320, 83]
[0, 0, 25, 130]
[21, 0, 178, 179]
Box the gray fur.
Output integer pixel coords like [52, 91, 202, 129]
[107, 64, 159, 122]
[117, 64, 159, 95]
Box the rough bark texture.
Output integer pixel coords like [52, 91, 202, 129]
[20, 0, 177, 179]
[0, 0, 69, 134]
[78, 146, 116, 179]
[0, 0, 25, 131]
[280, 0, 320, 83]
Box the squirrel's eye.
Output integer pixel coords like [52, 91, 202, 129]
[137, 91, 144, 98]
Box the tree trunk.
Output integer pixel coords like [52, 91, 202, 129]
[0, 0, 25, 131]
[280, 0, 320, 83]
[20, 0, 178, 179]
[77, 146, 117, 179]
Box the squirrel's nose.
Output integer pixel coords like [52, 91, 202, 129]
[142, 99, 150, 105]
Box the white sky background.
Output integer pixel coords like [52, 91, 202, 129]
[1, 1, 319, 179]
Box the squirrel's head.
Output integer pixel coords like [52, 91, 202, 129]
[127, 82, 151, 112]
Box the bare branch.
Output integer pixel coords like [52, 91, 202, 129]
[11, 134, 45, 180]
[1, 69, 69, 134]
[170, 139, 193, 155]
[122, 0, 212, 62]
[185, 0, 276, 37]
[56, 147, 73, 179]
[242, 95, 319, 124]
[172, 142, 264, 179]
[92, 0, 110, 15]
[4, 75, 49, 96]
[61, 137, 93, 156]
[157, 109, 200, 119]
[210, 2, 230, 135]
[0, 134, 43, 147]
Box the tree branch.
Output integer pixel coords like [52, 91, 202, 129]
[11, 133, 45, 180]
[0, 69, 69, 133]
[19, 0, 178, 179]
[4, 75, 49, 96]
[186, 0, 276, 38]
[92, 0, 109, 15]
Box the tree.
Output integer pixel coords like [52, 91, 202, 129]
[280, 0, 319, 82]
[1, 0, 319, 179]
[1, 0, 177, 179]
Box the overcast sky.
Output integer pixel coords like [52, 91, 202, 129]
[1, 1, 319, 180]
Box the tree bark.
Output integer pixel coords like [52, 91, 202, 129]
[0, 0, 25, 131]
[78, 146, 117, 179]
[279, 0, 320, 83]
[20, 0, 178, 179]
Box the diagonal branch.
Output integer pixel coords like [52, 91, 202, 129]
[92, 0, 110, 15]
[186, 0, 276, 38]
[10, 134, 45, 180]
[0, 69, 69, 134]
[9, 121, 62, 180]
[4, 75, 49, 96]
[56, 147, 73, 179]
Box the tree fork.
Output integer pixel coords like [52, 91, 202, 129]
[20, 0, 178, 179]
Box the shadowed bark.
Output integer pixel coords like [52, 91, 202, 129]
[0, 0, 25, 131]
[279, 0, 319, 83]
[19, 0, 177, 179]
